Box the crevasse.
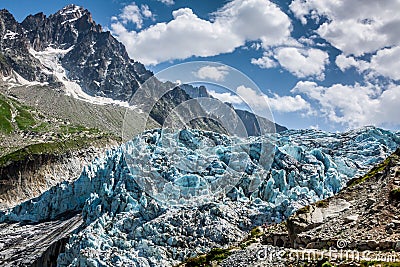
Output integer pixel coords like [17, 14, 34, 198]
[1, 126, 399, 266]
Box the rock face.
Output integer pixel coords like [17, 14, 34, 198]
[0, 144, 117, 209]
[0, 127, 398, 266]
[21, 5, 151, 101]
[180, 84, 288, 134]
[205, 148, 400, 267]
[235, 109, 287, 134]
[0, 9, 51, 82]
[247, 147, 400, 258]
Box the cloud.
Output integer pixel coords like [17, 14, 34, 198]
[111, 0, 291, 65]
[251, 52, 277, 68]
[157, 0, 174, 5]
[140, 5, 153, 19]
[292, 81, 400, 127]
[236, 85, 311, 113]
[274, 47, 329, 79]
[252, 47, 329, 79]
[194, 66, 230, 82]
[290, 0, 400, 56]
[370, 46, 400, 81]
[335, 54, 365, 72]
[336, 46, 400, 81]
[208, 90, 243, 104]
[117, 2, 153, 29]
[267, 94, 312, 113]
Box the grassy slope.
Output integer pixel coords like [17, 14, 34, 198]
[0, 94, 13, 134]
[0, 91, 119, 166]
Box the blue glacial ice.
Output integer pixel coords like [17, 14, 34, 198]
[0, 126, 399, 266]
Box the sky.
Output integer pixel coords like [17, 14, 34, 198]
[2, 0, 400, 132]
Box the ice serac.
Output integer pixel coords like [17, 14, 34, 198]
[0, 127, 399, 266]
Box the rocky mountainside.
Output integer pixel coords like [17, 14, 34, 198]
[0, 5, 223, 133]
[0, 89, 124, 208]
[18, 5, 151, 101]
[180, 83, 288, 134]
[0, 127, 398, 266]
[0, 9, 52, 83]
[0, 5, 285, 135]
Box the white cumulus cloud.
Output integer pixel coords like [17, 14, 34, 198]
[111, 0, 291, 65]
[336, 46, 400, 81]
[253, 47, 329, 79]
[117, 2, 153, 29]
[194, 66, 230, 82]
[157, 0, 174, 5]
[370, 46, 400, 81]
[274, 47, 329, 79]
[290, 0, 400, 56]
[292, 81, 400, 127]
[208, 90, 243, 104]
[236, 85, 311, 113]
[251, 52, 277, 68]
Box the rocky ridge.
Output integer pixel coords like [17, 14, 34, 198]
[1, 5, 285, 136]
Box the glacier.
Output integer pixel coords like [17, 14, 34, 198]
[0, 126, 399, 266]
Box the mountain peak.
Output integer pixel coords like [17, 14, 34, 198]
[52, 5, 91, 26]
[56, 4, 86, 17]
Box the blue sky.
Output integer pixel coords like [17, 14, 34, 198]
[2, 0, 400, 131]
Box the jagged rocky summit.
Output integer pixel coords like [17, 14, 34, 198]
[0, 5, 286, 135]
[0, 126, 399, 266]
[0, 5, 151, 100]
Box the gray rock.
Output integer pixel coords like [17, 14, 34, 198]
[344, 215, 359, 224]
[366, 197, 376, 206]
[395, 241, 400, 252]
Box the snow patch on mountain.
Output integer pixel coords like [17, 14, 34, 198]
[29, 47, 136, 109]
[2, 30, 18, 40]
[57, 4, 85, 22]
[2, 70, 48, 88]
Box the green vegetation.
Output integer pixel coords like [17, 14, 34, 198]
[181, 247, 232, 267]
[347, 156, 394, 187]
[30, 122, 50, 132]
[0, 95, 13, 133]
[15, 105, 36, 130]
[297, 205, 311, 214]
[360, 260, 400, 266]
[240, 226, 265, 249]
[315, 198, 330, 208]
[182, 226, 266, 266]
[0, 93, 119, 166]
[0, 135, 111, 167]
[250, 227, 263, 238]
[0, 93, 37, 132]
[321, 261, 335, 267]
